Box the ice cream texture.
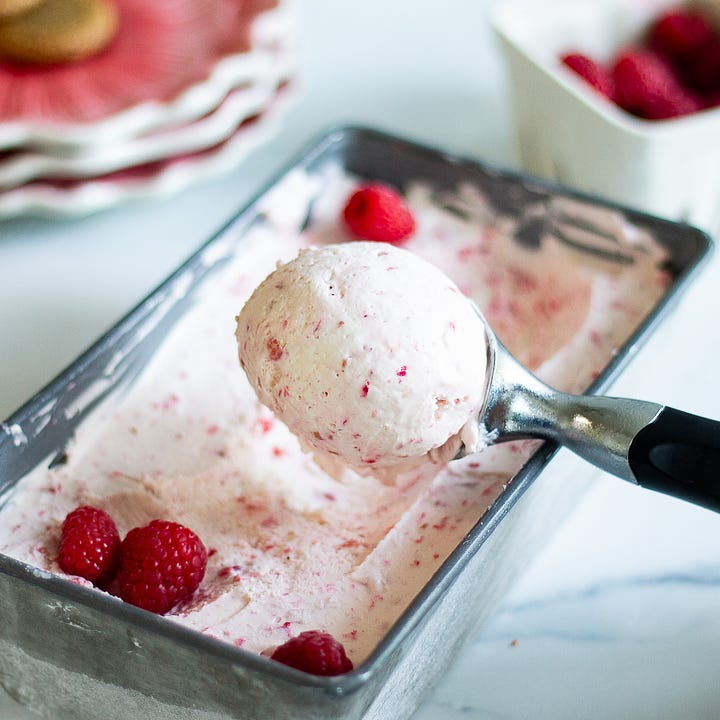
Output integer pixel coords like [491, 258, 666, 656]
[0, 164, 670, 667]
[236, 241, 489, 472]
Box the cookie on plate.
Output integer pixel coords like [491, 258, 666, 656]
[0, 0, 119, 64]
[0, 0, 42, 20]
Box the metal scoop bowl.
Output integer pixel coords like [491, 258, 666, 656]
[455, 313, 720, 513]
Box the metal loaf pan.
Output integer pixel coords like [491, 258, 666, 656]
[0, 127, 711, 720]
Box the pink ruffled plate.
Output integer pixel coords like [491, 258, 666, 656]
[0, 42, 295, 188]
[0, 0, 294, 151]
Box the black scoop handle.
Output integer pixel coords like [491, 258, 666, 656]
[628, 407, 720, 513]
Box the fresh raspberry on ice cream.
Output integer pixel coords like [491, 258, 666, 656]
[612, 49, 701, 119]
[115, 520, 207, 614]
[342, 183, 415, 244]
[271, 630, 354, 675]
[57, 505, 120, 587]
[561, 52, 615, 99]
[647, 8, 715, 62]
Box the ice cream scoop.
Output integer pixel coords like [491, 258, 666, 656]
[460, 318, 720, 512]
[235, 241, 489, 472]
[238, 240, 720, 512]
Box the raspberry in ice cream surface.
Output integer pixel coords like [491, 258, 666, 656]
[57, 505, 120, 587]
[271, 630, 354, 676]
[342, 183, 416, 244]
[236, 242, 489, 472]
[115, 519, 208, 615]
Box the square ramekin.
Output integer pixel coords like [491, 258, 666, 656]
[490, 0, 720, 233]
[0, 128, 711, 720]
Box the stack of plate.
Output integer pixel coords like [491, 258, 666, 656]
[0, 0, 297, 219]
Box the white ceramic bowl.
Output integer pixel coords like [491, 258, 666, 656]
[489, 0, 720, 233]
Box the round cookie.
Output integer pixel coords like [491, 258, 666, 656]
[0, 0, 42, 20]
[0, 0, 119, 65]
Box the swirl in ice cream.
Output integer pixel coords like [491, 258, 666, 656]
[235, 242, 489, 472]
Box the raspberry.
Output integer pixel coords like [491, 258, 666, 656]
[57, 506, 120, 587]
[115, 520, 207, 614]
[561, 52, 615, 98]
[342, 183, 415, 244]
[612, 49, 701, 119]
[682, 37, 720, 93]
[703, 90, 720, 109]
[648, 8, 715, 62]
[270, 630, 353, 676]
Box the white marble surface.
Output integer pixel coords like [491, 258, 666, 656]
[1, 1, 720, 718]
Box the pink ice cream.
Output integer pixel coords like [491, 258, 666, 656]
[236, 242, 489, 473]
[0, 164, 670, 668]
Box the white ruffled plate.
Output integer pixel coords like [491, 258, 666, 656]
[0, 89, 296, 219]
[0, 0, 294, 152]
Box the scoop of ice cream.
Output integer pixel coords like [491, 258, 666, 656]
[235, 242, 489, 472]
